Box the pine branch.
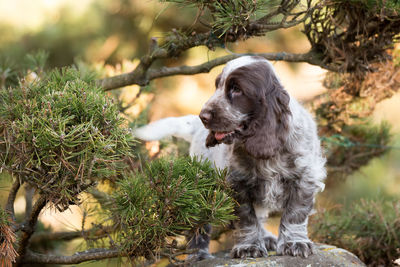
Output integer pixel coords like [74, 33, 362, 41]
[5, 179, 21, 227]
[96, 0, 322, 91]
[96, 31, 224, 90]
[16, 195, 47, 265]
[148, 52, 323, 78]
[24, 185, 34, 220]
[30, 225, 115, 244]
[99, 51, 337, 91]
[23, 248, 120, 264]
[252, 0, 313, 31]
[250, 18, 306, 31]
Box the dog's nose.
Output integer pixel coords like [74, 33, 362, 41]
[199, 110, 212, 126]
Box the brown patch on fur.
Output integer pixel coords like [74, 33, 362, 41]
[226, 62, 292, 159]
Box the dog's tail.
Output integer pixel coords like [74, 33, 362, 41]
[133, 115, 202, 143]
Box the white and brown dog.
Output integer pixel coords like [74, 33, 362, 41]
[134, 56, 326, 260]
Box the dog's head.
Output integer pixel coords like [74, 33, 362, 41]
[199, 56, 291, 159]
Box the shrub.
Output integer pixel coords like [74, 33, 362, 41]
[310, 199, 400, 266]
[0, 67, 135, 210]
[322, 122, 392, 181]
[0, 207, 17, 267]
[109, 157, 236, 259]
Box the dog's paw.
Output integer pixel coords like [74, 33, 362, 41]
[186, 249, 214, 262]
[263, 236, 277, 251]
[277, 241, 314, 258]
[231, 244, 268, 258]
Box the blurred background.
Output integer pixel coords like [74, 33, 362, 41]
[0, 0, 399, 266]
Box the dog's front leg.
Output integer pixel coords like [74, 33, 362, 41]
[277, 180, 315, 258]
[186, 224, 213, 261]
[231, 199, 269, 258]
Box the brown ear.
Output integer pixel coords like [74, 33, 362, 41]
[244, 84, 291, 159]
[205, 131, 219, 147]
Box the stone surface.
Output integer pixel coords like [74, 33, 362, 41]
[190, 244, 365, 267]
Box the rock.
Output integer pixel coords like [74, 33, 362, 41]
[190, 244, 365, 267]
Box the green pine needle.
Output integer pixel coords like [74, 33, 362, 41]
[0, 66, 135, 210]
[310, 199, 400, 266]
[0, 207, 10, 227]
[110, 156, 236, 257]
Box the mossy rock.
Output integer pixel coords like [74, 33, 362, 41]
[189, 244, 365, 267]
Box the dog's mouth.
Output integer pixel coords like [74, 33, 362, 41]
[210, 124, 245, 144]
[214, 131, 234, 141]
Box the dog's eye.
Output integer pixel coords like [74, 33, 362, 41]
[230, 84, 242, 96]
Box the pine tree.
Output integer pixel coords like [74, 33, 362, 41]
[1, 0, 400, 265]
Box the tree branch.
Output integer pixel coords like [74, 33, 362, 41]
[30, 225, 115, 244]
[148, 52, 314, 79]
[96, 0, 321, 91]
[251, 0, 313, 32]
[24, 184, 34, 220]
[16, 195, 47, 265]
[250, 19, 306, 31]
[96, 31, 224, 90]
[23, 248, 120, 264]
[98, 51, 337, 91]
[6, 178, 21, 225]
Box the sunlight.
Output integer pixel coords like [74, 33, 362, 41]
[0, 0, 94, 29]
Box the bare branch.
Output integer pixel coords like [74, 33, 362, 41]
[23, 248, 120, 264]
[98, 51, 337, 91]
[252, 0, 312, 30]
[16, 195, 47, 264]
[24, 184, 34, 220]
[160, 249, 199, 266]
[5, 179, 21, 225]
[96, 0, 321, 91]
[30, 225, 115, 244]
[250, 19, 305, 31]
[96, 31, 223, 90]
[148, 52, 313, 79]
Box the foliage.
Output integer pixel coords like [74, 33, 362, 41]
[0, 0, 399, 265]
[317, 60, 400, 133]
[337, 0, 400, 10]
[159, 0, 305, 53]
[110, 156, 236, 259]
[0, 66, 135, 210]
[0, 1, 210, 68]
[315, 57, 399, 181]
[322, 122, 392, 181]
[0, 207, 9, 227]
[0, 51, 49, 90]
[0, 207, 17, 267]
[207, 0, 279, 37]
[310, 199, 400, 266]
[0, 57, 19, 90]
[162, 0, 282, 37]
[305, 0, 400, 72]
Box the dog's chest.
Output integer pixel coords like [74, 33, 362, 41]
[257, 174, 285, 211]
[230, 154, 291, 211]
[253, 163, 286, 212]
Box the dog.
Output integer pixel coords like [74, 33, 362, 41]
[134, 56, 326, 259]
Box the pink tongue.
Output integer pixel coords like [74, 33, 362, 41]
[215, 132, 226, 141]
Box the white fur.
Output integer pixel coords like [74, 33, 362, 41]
[133, 115, 232, 169]
[221, 56, 262, 81]
[278, 219, 310, 244]
[133, 115, 201, 142]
